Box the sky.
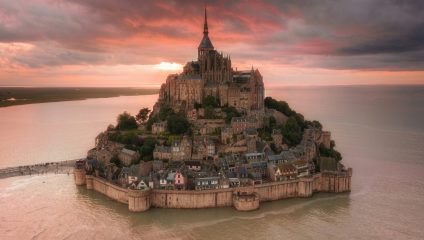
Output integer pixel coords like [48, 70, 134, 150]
[0, 0, 423, 87]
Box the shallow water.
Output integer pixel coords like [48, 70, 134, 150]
[1, 85, 424, 239]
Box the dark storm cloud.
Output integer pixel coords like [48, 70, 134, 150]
[336, 25, 424, 55]
[0, 0, 423, 70]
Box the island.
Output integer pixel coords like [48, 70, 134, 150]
[74, 8, 352, 212]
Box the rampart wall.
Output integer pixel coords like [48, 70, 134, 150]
[74, 168, 352, 212]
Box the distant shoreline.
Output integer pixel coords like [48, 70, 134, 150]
[0, 87, 159, 108]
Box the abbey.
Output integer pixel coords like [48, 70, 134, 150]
[158, 8, 265, 112]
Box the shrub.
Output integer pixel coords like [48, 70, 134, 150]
[116, 112, 138, 130]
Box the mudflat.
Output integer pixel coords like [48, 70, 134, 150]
[0, 87, 159, 107]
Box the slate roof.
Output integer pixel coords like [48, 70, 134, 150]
[199, 34, 214, 49]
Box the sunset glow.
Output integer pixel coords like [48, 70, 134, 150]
[153, 62, 183, 71]
[0, 0, 423, 87]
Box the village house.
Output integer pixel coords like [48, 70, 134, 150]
[152, 121, 167, 135]
[153, 145, 171, 160]
[130, 180, 148, 190]
[267, 163, 298, 181]
[231, 117, 248, 134]
[194, 176, 220, 190]
[173, 171, 186, 190]
[292, 159, 310, 177]
[118, 148, 140, 166]
[184, 160, 202, 171]
[245, 152, 265, 164]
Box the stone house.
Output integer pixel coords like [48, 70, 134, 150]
[292, 159, 310, 177]
[245, 152, 265, 164]
[279, 163, 298, 180]
[185, 160, 202, 171]
[194, 175, 220, 190]
[231, 117, 248, 134]
[118, 148, 140, 166]
[170, 137, 192, 161]
[152, 121, 167, 135]
[267, 163, 298, 181]
[153, 145, 171, 160]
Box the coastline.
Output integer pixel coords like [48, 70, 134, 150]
[0, 160, 77, 179]
[0, 87, 159, 108]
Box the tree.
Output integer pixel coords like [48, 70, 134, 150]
[264, 97, 295, 116]
[116, 112, 138, 130]
[222, 105, 241, 123]
[136, 108, 151, 124]
[158, 105, 174, 121]
[319, 142, 343, 161]
[203, 95, 220, 108]
[145, 114, 158, 131]
[204, 106, 216, 119]
[281, 116, 303, 146]
[167, 114, 190, 134]
[110, 156, 123, 168]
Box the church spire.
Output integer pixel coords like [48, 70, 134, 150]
[198, 5, 214, 50]
[203, 6, 209, 35]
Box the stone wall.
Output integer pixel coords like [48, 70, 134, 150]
[150, 188, 234, 208]
[254, 178, 314, 202]
[320, 168, 352, 193]
[75, 170, 351, 212]
[90, 176, 128, 204]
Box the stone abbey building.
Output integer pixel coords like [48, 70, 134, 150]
[158, 8, 265, 112]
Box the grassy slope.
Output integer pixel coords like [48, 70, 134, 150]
[0, 87, 159, 108]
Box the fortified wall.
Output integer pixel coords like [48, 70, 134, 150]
[74, 168, 352, 212]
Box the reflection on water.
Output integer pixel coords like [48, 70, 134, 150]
[1, 86, 424, 239]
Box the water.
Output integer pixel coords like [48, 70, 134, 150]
[0, 95, 157, 168]
[1, 85, 424, 239]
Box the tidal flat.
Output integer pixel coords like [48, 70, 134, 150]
[0, 87, 159, 108]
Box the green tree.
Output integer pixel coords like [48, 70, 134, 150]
[145, 114, 158, 131]
[159, 105, 174, 121]
[167, 114, 190, 134]
[319, 142, 343, 161]
[281, 116, 303, 146]
[204, 106, 216, 119]
[136, 108, 151, 124]
[264, 97, 295, 116]
[203, 95, 220, 108]
[222, 105, 241, 123]
[110, 156, 123, 168]
[116, 112, 138, 130]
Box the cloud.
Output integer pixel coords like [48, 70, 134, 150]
[0, 0, 423, 86]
